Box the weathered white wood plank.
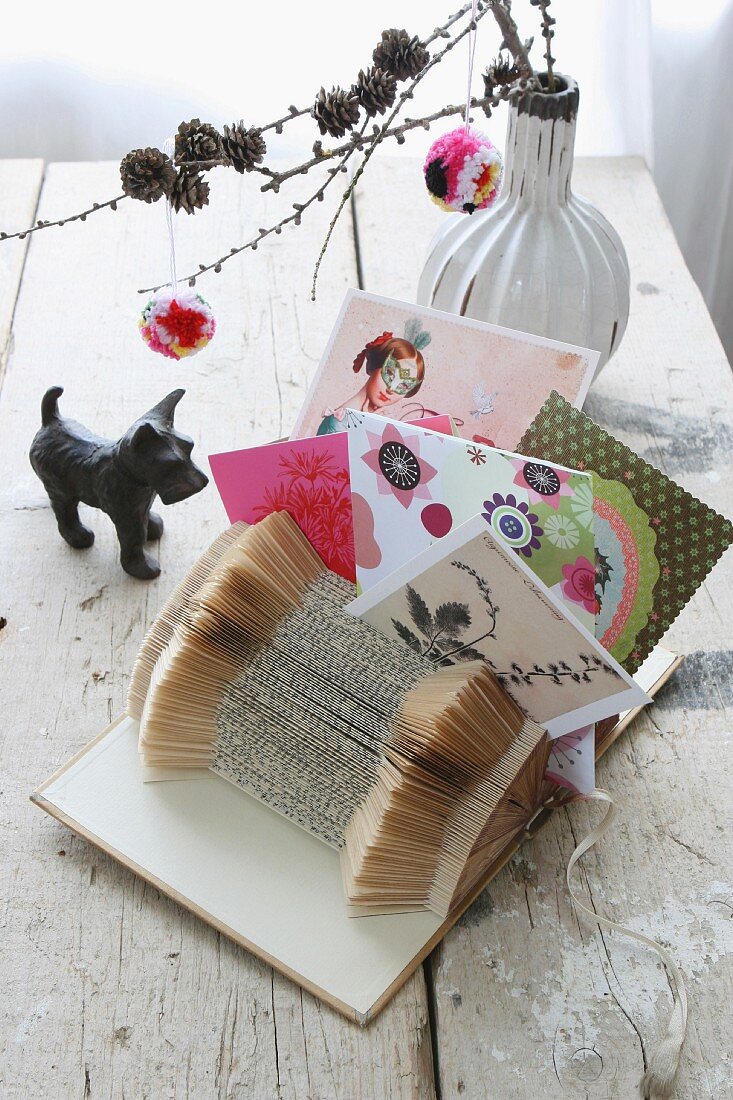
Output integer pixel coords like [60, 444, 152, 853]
[0, 160, 435, 1099]
[0, 160, 44, 384]
[354, 156, 733, 1098]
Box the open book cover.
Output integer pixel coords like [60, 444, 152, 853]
[31, 646, 679, 1024]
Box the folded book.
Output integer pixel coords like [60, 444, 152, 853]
[129, 511, 549, 919]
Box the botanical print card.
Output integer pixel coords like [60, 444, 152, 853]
[346, 412, 597, 631]
[518, 391, 733, 673]
[290, 290, 599, 449]
[209, 415, 454, 583]
[346, 514, 649, 738]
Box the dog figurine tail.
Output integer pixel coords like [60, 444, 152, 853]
[41, 386, 64, 426]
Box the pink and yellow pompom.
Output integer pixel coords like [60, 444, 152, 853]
[424, 126, 503, 214]
[139, 287, 216, 360]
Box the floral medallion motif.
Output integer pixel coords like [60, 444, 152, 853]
[482, 493, 543, 558]
[545, 726, 594, 794]
[466, 445, 487, 466]
[378, 440, 420, 490]
[510, 457, 573, 509]
[361, 422, 438, 510]
[561, 555, 597, 615]
[591, 474, 660, 664]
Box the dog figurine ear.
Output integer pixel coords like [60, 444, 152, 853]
[129, 422, 161, 453]
[145, 388, 185, 427]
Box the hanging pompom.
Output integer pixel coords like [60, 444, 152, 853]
[424, 126, 503, 214]
[139, 287, 216, 360]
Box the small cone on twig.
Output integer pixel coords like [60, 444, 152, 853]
[353, 67, 397, 118]
[372, 28, 429, 81]
[313, 86, 360, 139]
[169, 170, 210, 215]
[221, 123, 267, 174]
[175, 119, 222, 165]
[120, 148, 176, 203]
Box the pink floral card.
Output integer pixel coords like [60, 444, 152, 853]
[208, 415, 454, 583]
[290, 290, 599, 449]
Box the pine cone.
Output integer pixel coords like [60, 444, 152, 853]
[353, 67, 397, 118]
[120, 147, 176, 203]
[484, 55, 521, 96]
[221, 123, 267, 174]
[372, 29, 429, 82]
[169, 169, 210, 215]
[313, 86, 360, 139]
[175, 118, 222, 165]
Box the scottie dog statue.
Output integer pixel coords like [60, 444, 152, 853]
[30, 387, 208, 579]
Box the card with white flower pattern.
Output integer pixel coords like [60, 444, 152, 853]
[345, 412, 597, 632]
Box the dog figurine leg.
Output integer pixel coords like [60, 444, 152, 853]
[113, 511, 161, 580]
[47, 491, 95, 549]
[146, 512, 164, 541]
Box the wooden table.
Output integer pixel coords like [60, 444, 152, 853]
[1, 156, 731, 1099]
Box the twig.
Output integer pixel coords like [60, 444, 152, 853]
[533, 0, 556, 90]
[139, 123, 371, 293]
[147, 5, 489, 293]
[310, 1, 493, 299]
[1, 0, 538, 292]
[0, 194, 126, 242]
[140, 90, 502, 294]
[425, 1, 479, 44]
[0, 4, 480, 244]
[261, 105, 312, 136]
[487, 0, 535, 79]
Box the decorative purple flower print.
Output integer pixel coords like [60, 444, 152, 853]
[481, 493, 543, 558]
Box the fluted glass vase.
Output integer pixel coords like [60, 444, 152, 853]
[417, 75, 629, 373]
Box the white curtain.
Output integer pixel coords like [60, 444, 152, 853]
[651, 0, 733, 357]
[1, 1, 731, 358]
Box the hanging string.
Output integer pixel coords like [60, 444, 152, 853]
[463, 0, 479, 134]
[566, 789, 688, 1099]
[163, 136, 178, 292]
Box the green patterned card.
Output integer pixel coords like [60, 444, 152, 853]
[518, 392, 733, 673]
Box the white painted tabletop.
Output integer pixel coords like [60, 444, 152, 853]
[0, 156, 731, 1098]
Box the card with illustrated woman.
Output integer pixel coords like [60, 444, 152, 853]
[314, 320, 431, 435]
[291, 290, 600, 450]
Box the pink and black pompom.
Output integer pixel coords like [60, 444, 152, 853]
[423, 127, 503, 214]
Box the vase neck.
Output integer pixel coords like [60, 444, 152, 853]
[503, 74, 579, 209]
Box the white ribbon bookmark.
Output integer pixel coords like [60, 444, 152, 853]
[566, 789, 688, 1099]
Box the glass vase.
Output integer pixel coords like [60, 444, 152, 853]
[417, 75, 630, 374]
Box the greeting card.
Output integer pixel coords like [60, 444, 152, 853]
[347, 514, 648, 738]
[290, 290, 599, 449]
[345, 413, 597, 629]
[518, 392, 733, 673]
[209, 416, 454, 582]
[346, 412, 602, 792]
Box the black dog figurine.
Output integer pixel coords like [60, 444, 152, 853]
[30, 387, 208, 580]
